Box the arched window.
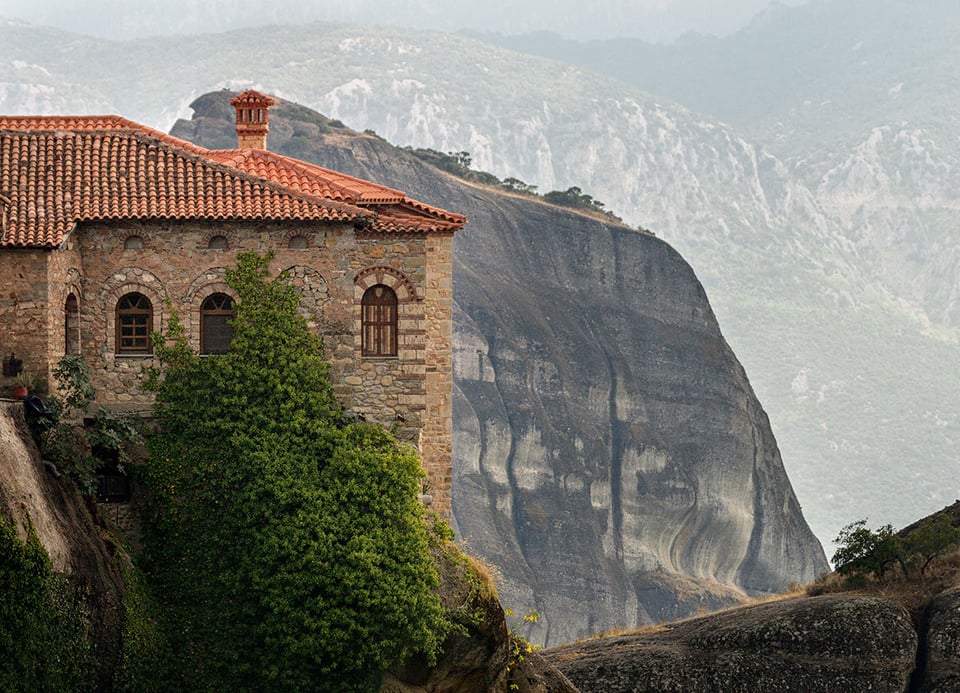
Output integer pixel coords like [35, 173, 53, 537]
[116, 292, 152, 354]
[361, 285, 398, 357]
[288, 235, 309, 249]
[201, 293, 234, 355]
[124, 235, 144, 250]
[208, 235, 228, 249]
[65, 294, 80, 355]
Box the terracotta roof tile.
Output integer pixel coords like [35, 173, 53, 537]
[0, 115, 464, 248]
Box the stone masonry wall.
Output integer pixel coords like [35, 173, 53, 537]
[421, 234, 455, 515]
[2, 220, 454, 518]
[0, 249, 52, 394]
[67, 220, 449, 513]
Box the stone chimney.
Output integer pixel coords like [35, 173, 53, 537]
[230, 89, 276, 150]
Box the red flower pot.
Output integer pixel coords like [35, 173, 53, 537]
[12, 385, 27, 400]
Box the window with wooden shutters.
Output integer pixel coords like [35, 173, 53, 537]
[116, 292, 152, 354]
[361, 285, 398, 357]
[201, 293, 234, 355]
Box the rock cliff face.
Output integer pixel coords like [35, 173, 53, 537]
[0, 402, 124, 688]
[172, 93, 828, 646]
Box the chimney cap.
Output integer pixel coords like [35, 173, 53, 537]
[230, 89, 275, 150]
[229, 89, 276, 109]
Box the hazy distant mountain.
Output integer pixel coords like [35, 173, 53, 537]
[480, 0, 960, 163]
[2, 0, 794, 42]
[1, 1, 958, 551]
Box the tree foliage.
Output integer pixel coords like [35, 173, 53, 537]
[501, 177, 538, 195]
[832, 520, 903, 579]
[27, 353, 141, 494]
[0, 520, 92, 691]
[543, 186, 623, 223]
[904, 514, 960, 576]
[142, 252, 447, 691]
[832, 515, 960, 580]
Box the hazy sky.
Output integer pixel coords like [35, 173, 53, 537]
[2, 0, 811, 43]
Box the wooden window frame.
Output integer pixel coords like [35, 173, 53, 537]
[361, 285, 398, 357]
[116, 292, 153, 355]
[200, 293, 235, 355]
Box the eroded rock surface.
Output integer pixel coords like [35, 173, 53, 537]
[922, 586, 960, 691]
[173, 93, 829, 646]
[547, 594, 917, 692]
[0, 402, 124, 689]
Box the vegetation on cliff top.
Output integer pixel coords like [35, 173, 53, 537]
[809, 504, 960, 621]
[140, 252, 448, 691]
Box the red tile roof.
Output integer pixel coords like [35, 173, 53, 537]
[0, 114, 465, 248]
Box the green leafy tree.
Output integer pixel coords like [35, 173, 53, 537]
[143, 252, 446, 691]
[903, 514, 960, 576]
[832, 519, 905, 579]
[501, 177, 538, 195]
[27, 354, 141, 494]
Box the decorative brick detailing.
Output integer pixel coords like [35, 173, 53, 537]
[230, 89, 275, 151]
[353, 265, 420, 303]
[199, 229, 236, 250]
[282, 230, 312, 249]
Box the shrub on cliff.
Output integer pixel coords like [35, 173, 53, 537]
[142, 252, 447, 691]
[0, 520, 92, 691]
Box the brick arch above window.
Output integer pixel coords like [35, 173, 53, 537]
[282, 230, 312, 249]
[353, 266, 419, 303]
[99, 268, 165, 303]
[198, 229, 236, 250]
[184, 268, 231, 305]
[98, 268, 166, 356]
[184, 269, 237, 352]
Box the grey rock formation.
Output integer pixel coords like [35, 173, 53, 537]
[508, 650, 579, 693]
[172, 93, 829, 646]
[547, 594, 918, 692]
[922, 587, 960, 691]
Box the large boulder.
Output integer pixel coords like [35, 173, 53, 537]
[546, 594, 917, 692]
[922, 586, 960, 691]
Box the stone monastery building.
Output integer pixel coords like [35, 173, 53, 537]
[0, 90, 465, 513]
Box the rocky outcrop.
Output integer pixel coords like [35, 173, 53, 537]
[172, 93, 829, 646]
[547, 594, 918, 692]
[921, 587, 960, 691]
[382, 545, 510, 692]
[508, 650, 579, 693]
[0, 401, 125, 689]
